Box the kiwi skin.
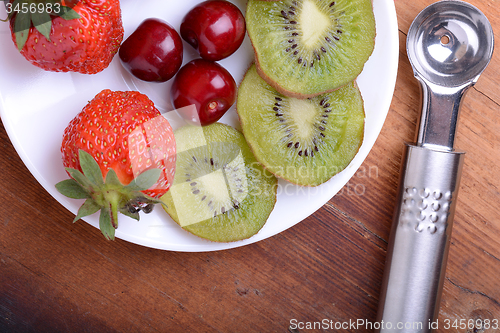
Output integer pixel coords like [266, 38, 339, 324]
[254, 62, 310, 99]
[246, 0, 376, 99]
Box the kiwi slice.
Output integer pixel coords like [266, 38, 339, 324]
[161, 123, 277, 242]
[237, 64, 364, 186]
[246, 0, 376, 98]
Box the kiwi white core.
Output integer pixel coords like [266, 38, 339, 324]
[300, 0, 331, 48]
[288, 98, 317, 140]
[169, 154, 250, 227]
[170, 170, 230, 227]
[198, 170, 231, 204]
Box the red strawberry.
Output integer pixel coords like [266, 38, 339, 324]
[7, 0, 123, 74]
[56, 90, 176, 240]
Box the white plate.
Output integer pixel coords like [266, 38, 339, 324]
[0, 0, 398, 251]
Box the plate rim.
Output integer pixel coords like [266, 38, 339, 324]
[0, 0, 399, 252]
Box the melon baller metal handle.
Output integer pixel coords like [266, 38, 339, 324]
[376, 1, 494, 332]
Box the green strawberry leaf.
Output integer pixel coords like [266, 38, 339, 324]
[9, 0, 81, 51]
[55, 178, 90, 199]
[105, 168, 123, 187]
[125, 168, 161, 192]
[31, 10, 51, 42]
[140, 194, 167, 207]
[79, 149, 104, 186]
[99, 207, 115, 241]
[14, 10, 30, 52]
[6, 0, 22, 20]
[119, 206, 140, 221]
[58, 149, 166, 240]
[65, 167, 93, 190]
[73, 198, 101, 223]
[56, 6, 80, 20]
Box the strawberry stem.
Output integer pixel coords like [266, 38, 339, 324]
[105, 190, 121, 229]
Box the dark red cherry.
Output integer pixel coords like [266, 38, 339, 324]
[119, 18, 183, 82]
[180, 0, 246, 61]
[171, 59, 236, 126]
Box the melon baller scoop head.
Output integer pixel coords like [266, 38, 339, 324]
[376, 1, 494, 332]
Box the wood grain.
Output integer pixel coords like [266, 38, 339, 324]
[1, 1, 500, 332]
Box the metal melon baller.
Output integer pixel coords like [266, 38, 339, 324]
[376, 1, 494, 332]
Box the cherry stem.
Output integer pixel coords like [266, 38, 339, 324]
[208, 101, 218, 110]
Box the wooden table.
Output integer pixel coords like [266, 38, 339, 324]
[1, 1, 499, 332]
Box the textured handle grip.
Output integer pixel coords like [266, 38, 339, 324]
[376, 144, 465, 333]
